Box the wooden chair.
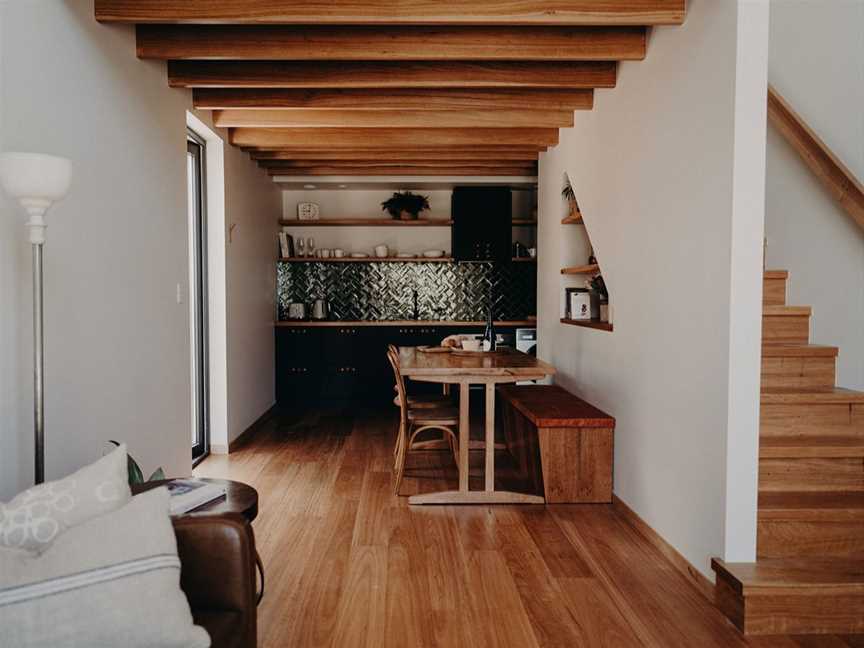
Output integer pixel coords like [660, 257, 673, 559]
[387, 344, 454, 410]
[387, 347, 459, 495]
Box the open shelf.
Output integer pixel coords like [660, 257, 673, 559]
[561, 213, 584, 224]
[560, 318, 613, 332]
[279, 218, 537, 227]
[279, 257, 534, 263]
[560, 263, 599, 275]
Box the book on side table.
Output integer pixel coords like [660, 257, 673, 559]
[164, 478, 227, 515]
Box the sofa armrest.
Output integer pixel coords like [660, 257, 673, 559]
[172, 514, 257, 648]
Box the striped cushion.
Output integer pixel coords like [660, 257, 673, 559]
[0, 488, 210, 647]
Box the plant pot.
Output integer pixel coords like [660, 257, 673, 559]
[399, 210, 418, 221]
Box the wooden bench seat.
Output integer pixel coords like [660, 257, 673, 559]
[498, 384, 615, 503]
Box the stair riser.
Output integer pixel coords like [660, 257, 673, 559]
[762, 314, 810, 345]
[740, 590, 864, 635]
[761, 357, 836, 390]
[758, 520, 864, 559]
[763, 278, 787, 307]
[761, 403, 864, 437]
[759, 457, 864, 492]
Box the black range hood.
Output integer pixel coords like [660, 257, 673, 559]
[451, 186, 512, 262]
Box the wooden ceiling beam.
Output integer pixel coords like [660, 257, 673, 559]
[137, 25, 645, 61]
[97, 1, 686, 26]
[168, 60, 615, 89]
[251, 150, 540, 161]
[214, 108, 573, 129]
[194, 88, 593, 111]
[266, 165, 538, 177]
[231, 127, 559, 149]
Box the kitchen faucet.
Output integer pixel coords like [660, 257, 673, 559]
[412, 289, 419, 320]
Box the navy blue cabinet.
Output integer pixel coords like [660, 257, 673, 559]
[276, 325, 513, 409]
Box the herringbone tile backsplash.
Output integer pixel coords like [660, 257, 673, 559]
[277, 261, 536, 321]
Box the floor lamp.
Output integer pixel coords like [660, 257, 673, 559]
[0, 152, 72, 484]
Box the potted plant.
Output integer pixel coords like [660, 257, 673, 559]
[381, 191, 430, 220]
[562, 173, 581, 219]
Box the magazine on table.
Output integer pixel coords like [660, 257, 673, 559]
[164, 478, 227, 514]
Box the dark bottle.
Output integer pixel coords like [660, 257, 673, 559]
[483, 306, 497, 351]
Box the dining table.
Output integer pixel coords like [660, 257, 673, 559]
[397, 346, 556, 505]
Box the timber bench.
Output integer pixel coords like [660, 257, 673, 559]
[498, 384, 615, 503]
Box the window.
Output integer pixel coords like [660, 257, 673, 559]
[187, 131, 210, 462]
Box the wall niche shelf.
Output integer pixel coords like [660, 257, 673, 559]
[279, 257, 535, 264]
[560, 263, 599, 275]
[278, 218, 536, 228]
[560, 318, 613, 332]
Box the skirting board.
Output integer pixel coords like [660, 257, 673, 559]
[211, 403, 277, 455]
[612, 494, 714, 602]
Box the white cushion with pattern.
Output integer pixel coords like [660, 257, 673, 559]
[0, 444, 131, 553]
[0, 487, 210, 648]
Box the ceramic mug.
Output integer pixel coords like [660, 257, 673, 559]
[374, 244, 389, 258]
[528, 247, 537, 258]
[333, 248, 345, 258]
[320, 249, 331, 259]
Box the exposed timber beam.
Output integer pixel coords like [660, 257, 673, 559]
[96, 1, 686, 26]
[230, 127, 559, 149]
[137, 25, 645, 61]
[265, 165, 538, 176]
[168, 60, 616, 89]
[214, 108, 573, 129]
[251, 150, 540, 161]
[194, 88, 594, 111]
[259, 160, 536, 169]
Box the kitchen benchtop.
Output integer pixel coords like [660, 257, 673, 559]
[275, 320, 536, 328]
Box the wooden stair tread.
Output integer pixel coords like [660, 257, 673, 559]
[762, 306, 811, 316]
[762, 344, 839, 358]
[712, 557, 864, 593]
[760, 436, 864, 458]
[764, 270, 789, 280]
[761, 388, 864, 405]
[759, 491, 864, 520]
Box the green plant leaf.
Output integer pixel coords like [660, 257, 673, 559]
[148, 467, 166, 482]
[127, 455, 145, 485]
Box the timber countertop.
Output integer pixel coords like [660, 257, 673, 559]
[275, 320, 536, 328]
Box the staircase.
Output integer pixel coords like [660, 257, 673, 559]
[712, 270, 864, 635]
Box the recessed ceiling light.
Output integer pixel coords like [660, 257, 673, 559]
[338, 184, 348, 189]
[303, 184, 316, 190]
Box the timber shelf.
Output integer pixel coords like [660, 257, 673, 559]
[560, 318, 613, 332]
[560, 263, 599, 275]
[279, 218, 536, 227]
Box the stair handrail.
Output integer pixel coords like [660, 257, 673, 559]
[767, 84, 864, 233]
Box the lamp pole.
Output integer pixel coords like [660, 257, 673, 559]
[0, 152, 72, 486]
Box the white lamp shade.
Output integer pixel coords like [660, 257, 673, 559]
[0, 152, 72, 205]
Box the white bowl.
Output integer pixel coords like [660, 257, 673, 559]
[461, 339, 483, 352]
[422, 250, 445, 258]
[350, 253, 369, 258]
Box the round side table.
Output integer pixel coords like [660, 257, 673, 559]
[131, 477, 258, 522]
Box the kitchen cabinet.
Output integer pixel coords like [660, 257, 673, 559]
[275, 325, 516, 408]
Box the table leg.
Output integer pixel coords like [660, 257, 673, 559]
[485, 383, 495, 492]
[458, 382, 470, 493]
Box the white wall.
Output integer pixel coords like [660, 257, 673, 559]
[537, 0, 768, 577]
[765, 0, 864, 390]
[281, 188, 536, 257]
[0, 0, 280, 499]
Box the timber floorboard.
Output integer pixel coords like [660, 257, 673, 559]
[195, 407, 863, 647]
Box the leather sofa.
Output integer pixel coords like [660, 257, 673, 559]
[173, 514, 258, 648]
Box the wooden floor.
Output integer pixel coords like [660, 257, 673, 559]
[196, 408, 864, 648]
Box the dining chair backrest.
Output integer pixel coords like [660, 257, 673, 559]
[386, 346, 409, 423]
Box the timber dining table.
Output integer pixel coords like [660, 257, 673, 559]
[397, 346, 555, 505]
